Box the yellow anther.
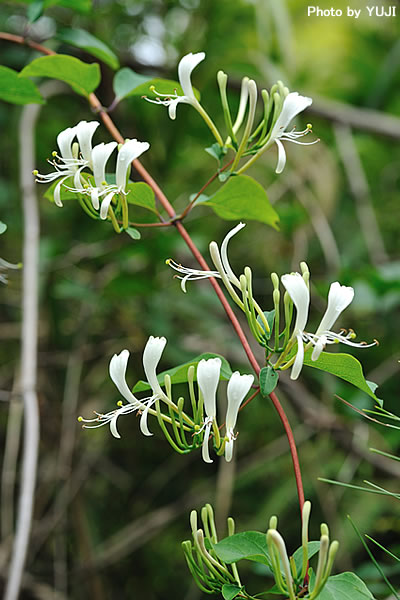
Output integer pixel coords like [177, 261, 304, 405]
[117, 400, 123, 407]
[52, 151, 57, 157]
[149, 85, 156, 93]
[32, 169, 38, 176]
[77, 416, 83, 422]
[165, 258, 171, 265]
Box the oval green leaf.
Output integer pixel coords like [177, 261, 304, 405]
[0, 66, 44, 105]
[259, 366, 279, 397]
[213, 532, 271, 567]
[133, 352, 232, 393]
[57, 28, 119, 70]
[125, 182, 156, 213]
[221, 584, 242, 600]
[203, 175, 279, 229]
[315, 572, 375, 599]
[20, 54, 100, 97]
[113, 67, 152, 101]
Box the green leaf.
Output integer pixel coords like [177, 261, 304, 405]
[205, 143, 227, 162]
[133, 352, 232, 393]
[0, 66, 44, 105]
[113, 67, 152, 101]
[125, 182, 156, 213]
[27, 0, 44, 22]
[213, 532, 271, 567]
[301, 348, 382, 404]
[42, 176, 80, 203]
[221, 584, 242, 600]
[125, 227, 141, 240]
[20, 55, 100, 97]
[314, 572, 375, 600]
[259, 366, 279, 397]
[203, 175, 279, 229]
[57, 28, 119, 70]
[292, 541, 320, 575]
[0, 222, 7, 235]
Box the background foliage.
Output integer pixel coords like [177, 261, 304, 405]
[0, 0, 399, 598]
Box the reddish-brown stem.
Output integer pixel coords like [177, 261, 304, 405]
[1, 32, 305, 514]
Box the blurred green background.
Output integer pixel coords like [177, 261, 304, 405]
[0, 0, 399, 598]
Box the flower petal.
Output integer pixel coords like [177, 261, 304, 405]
[270, 92, 312, 140]
[100, 190, 115, 220]
[291, 333, 305, 380]
[225, 371, 254, 430]
[92, 141, 117, 188]
[275, 138, 287, 174]
[311, 335, 326, 362]
[281, 272, 310, 334]
[178, 52, 205, 100]
[197, 358, 221, 419]
[201, 419, 213, 463]
[115, 139, 150, 191]
[316, 282, 354, 335]
[57, 126, 77, 160]
[224, 433, 234, 463]
[91, 187, 100, 211]
[139, 399, 155, 436]
[220, 222, 246, 287]
[109, 350, 138, 404]
[76, 120, 100, 164]
[142, 336, 167, 396]
[110, 414, 121, 439]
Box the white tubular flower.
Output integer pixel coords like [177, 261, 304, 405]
[282, 275, 377, 379]
[79, 141, 117, 210]
[145, 52, 205, 119]
[268, 92, 317, 174]
[281, 272, 310, 380]
[225, 371, 254, 462]
[197, 357, 222, 463]
[167, 223, 246, 291]
[34, 121, 100, 207]
[99, 138, 150, 220]
[79, 349, 154, 438]
[143, 335, 167, 398]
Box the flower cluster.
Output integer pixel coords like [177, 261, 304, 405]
[146, 52, 317, 174]
[34, 120, 149, 225]
[79, 337, 254, 463]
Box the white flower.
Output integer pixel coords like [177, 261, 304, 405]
[268, 92, 317, 174]
[98, 139, 150, 220]
[282, 275, 376, 380]
[197, 357, 222, 463]
[34, 121, 101, 207]
[69, 141, 117, 210]
[144, 52, 205, 119]
[142, 335, 167, 398]
[167, 223, 246, 291]
[79, 349, 154, 438]
[224, 371, 254, 462]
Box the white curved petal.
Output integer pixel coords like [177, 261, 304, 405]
[178, 52, 205, 99]
[270, 92, 312, 140]
[275, 139, 287, 174]
[73, 167, 84, 190]
[100, 191, 115, 220]
[311, 335, 326, 361]
[224, 434, 234, 462]
[197, 358, 221, 418]
[76, 120, 100, 163]
[168, 97, 182, 120]
[225, 371, 254, 430]
[316, 282, 354, 334]
[281, 272, 310, 334]
[54, 176, 70, 207]
[92, 142, 117, 188]
[109, 350, 138, 404]
[291, 334, 305, 380]
[143, 336, 167, 396]
[91, 187, 100, 211]
[110, 414, 121, 439]
[116, 139, 150, 190]
[220, 223, 246, 286]
[140, 400, 155, 436]
[57, 126, 77, 160]
[201, 420, 213, 464]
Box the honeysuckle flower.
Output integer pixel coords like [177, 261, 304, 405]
[196, 357, 221, 463]
[142, 335, 167, 398]
[34, 121, 101, 207]
[224, 371, 254, 462]
[79, 349, 154, 438]
[267, 92, 317, 174]
[282, 274, 377, 380]
[145, 52, 205, 119]
[167, 223, 246, 291]
[98, 139, 150, 220]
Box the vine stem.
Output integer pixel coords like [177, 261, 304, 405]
[0, 32, 305, 514]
